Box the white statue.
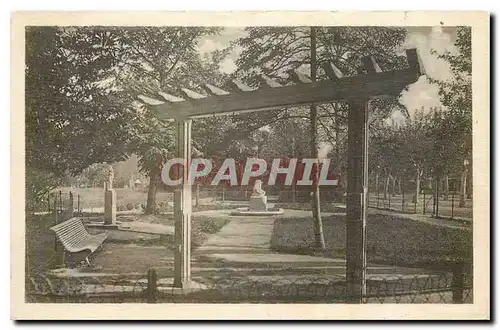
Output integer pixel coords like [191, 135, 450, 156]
[251, 180, 266, 197]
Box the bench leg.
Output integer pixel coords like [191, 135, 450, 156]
[85, 256, 92, 267]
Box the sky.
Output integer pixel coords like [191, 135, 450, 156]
[197, 26, 460, 124]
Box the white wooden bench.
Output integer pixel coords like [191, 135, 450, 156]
[50, 217, 107, 266]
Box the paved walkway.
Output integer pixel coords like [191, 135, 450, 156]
[193, 214, 444, 281]
[195, 215, 275, 255]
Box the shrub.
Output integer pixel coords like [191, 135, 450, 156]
[190, 229, 207, 251]
[199, 219, 219, 234]
[155, 202, 171, 213]
[126, 203, 135, 210]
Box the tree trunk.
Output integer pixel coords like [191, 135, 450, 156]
[443, 175, 449, 201]
[145, 173, 159, 214]
[466, 167, 472, 199]
[384, 174, 390, 199]
[375, 172, 379, 196]
[335, 114, 341, 160]
[291, 136, 298, 204]
[391, 174, 396, 197]
[414, 167, 421, 203]
[459, 168, 467, 207]
[434, 175, 440, 217]
[195, 183, 200, 207]
[309, 27, 325, 250]
[397, 175, 402, 195]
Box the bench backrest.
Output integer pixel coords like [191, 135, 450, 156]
[50, 218, 89, 249]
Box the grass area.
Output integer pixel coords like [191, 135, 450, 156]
[56, 187, 173, 210]
[270, 213, 472, 269]
[25, 214, 61, 275]
[25, 212, 230, 274]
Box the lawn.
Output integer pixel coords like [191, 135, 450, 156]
[25, 212, 230, 276]
[56, 187, 173, 210]
[270, 212, 472, 269]
[25, 214, 61, 276]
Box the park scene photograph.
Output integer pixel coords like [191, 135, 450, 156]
[24, 24, 473, 304]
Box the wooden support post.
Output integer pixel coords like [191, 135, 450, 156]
[147, 268, 158, 303]
[346, 98, 369, 303]
[173, 118, 192, 288]
[452, 260, 465, 303]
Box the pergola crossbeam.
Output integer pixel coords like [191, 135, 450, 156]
[150, 67, 420, 119]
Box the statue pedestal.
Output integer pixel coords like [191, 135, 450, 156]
[104, 189, 116, 225]
[249, 195, 267, 211]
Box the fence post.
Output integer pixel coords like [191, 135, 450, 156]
[422, 191, 426, 215]
[388, 193, 391, 210]
[53, 200, 58, 224]
[77, 194, 81, 216]
[401, 183, 405, 212]
[59, 190, 62, 212]
[432, 184, 436, 217]
[452, 260, 465, 303]
[54, 199, 65, 268]
[376, 189, 379, 208]
[54, 200, 58, 252]
[147, 268, 158, 303]
[68, 191, 74, 217]
[451, 192, 455, 219]
[435, 178, 440, 218]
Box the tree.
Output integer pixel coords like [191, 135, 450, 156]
[232, 27, 408, 248]
[398, 109, 433, 203]
[308, 27, 326, 249]
[132, 128, 171, 213]
[25, 27, 138, 210]
[432, 27, 472, 207]
[113, 27, 226, 213]
[370, 125, 400, 199]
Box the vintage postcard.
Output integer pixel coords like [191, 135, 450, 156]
[11, 11, 490, 320]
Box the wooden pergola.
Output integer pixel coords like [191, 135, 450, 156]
[138, 48, 424, 302]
